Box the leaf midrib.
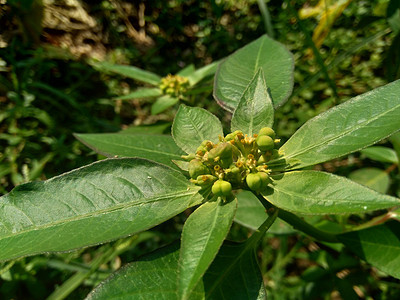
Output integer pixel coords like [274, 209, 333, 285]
[80, 136, 182, 159]
[282, 102, 400, 162]
[270, 184, 397, 211]
[0, 189, 198, 240]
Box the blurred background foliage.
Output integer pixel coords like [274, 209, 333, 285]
[1, 0, 400, 299]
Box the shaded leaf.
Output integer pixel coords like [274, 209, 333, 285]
[234, 190, 294, 234]
[177, 64, 196, 77]
[172, 104, 223, 154]
[349, 167, 390, 194]
[187, 61, 219, 86]
[196, 241, 266, 300]
[113, 88, 162, 100]
[74, 133, 183, 169]
[119, 123, 171, 135]
[151, 95, 180, 115]
[86, 242, 182, 300]
[264, 170, 400, 214]
[360, 146, 399, 164]
[339, 221, 400, 279]
[0, 158, 202, 262]
[87, 239, 266, 300]
[231, 68, 274, 136]
[214, 35, 294, 111]
[93, 61, 161, 85]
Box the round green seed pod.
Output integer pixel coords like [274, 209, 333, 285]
[246, 173, 262, 191]
[258, 127, 275, 139]
[256, 135, 275, 151]
[188, 159, 209, 179]
[212, 180, 232, 197]
[258, 172, 271, 187]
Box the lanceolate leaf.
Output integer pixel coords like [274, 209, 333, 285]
[93, 61, 161, 85]
[339, 221, 400, 279]
[172, 104, 223, 154]
[264, 170, 400, 214]
[187, 61, 219, 86]
[0, 158, 202, 262]
[234, 191, 294, 235]
[74, 133, 183, 170]
[280, 80, 400, 170]
[214, 35, 294, 112]
[231, 68, 274, 136]
[119, 123, 171, 135]
[177, 64, 196, 77]
[151, 95, 179, 115]
[178, 198, 237, 300]
[114, 88, 162, 100]
[360, 146, 399, 164]
[86, 243, 182, 300]
[349, 168, 390, 194]
[196, 241, 266, 300]
[87, 241, 266, 300]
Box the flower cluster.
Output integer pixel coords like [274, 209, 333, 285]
[182, 127, 282, 199]
[159, 74, 190, 98]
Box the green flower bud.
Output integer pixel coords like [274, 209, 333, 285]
[212, 180, 232, 197]
[188, 159, 209, 179]
[256, 135, 275, 151]
[195, 174, 217, 185]
[258, 127, 275, 139]
[181, 153, 196, 161]
[224, 130, 242, 142]
[196, 145, 207, 155]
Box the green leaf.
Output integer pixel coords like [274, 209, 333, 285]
[187, 61, 219, 86]
[86, 242, 182, 300]
[214, 35, 294, 112]
[178, 198, 237, 300]
[360, 146, 399, 164]
[119, 123, 171, 135]
[339, 221, 400, 279]
[264, 170, 400, 214]
[74, 133, 183, 169]
[114, 88, 162, 100]
[349, 168, 391, 194]
[196, 241, 266, 300]
[280, 80, 400, 170]
[172, 160, 189, 171]
[93, 61, 161, 85]
[172, 104, 223, 154]
[177, 64, 196, 77]
[87, 240, 266, 300]
[151, 95, 180, 115]
[234, 191, 294, 234]
[0, 158, 202, 262]
[387, 0, 400, 32]
[389, 132, 400, 156]
[231, 68, 274, 136]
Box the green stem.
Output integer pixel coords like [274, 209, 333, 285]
[257, 0, 275, 38]
[255, 193, 340, 243]
[247, 207, 279, 247]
